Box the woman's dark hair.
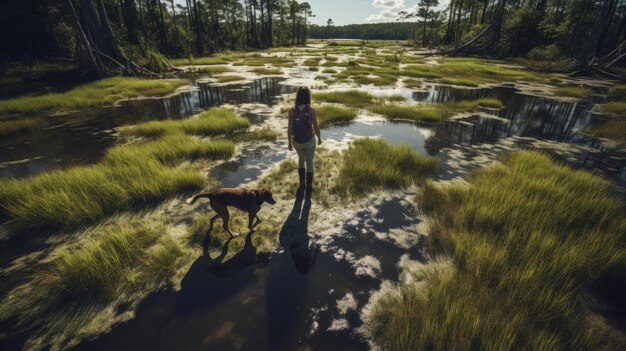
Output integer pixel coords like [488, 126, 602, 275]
[295, 86, 311, 106]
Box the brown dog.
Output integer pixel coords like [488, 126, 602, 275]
[186, 187, 277, 237]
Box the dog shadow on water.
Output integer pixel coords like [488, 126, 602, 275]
[175, 224, 270, 315]
[266, 188, 320, 349]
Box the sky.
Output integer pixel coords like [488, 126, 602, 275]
[172, 0, 451, 26]
[307, 0, 450, 26]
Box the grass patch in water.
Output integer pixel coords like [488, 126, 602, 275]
[0, 77, 188, 115]
[401, 57, 554, 85]
[0, 134, 234, 230]
[196, 66, 230, 74]
[334, 138, 438, 194]
[403, 79, 422, 88]
[587, 118, 626, 141]
[169, 55, 235, 66]
[439, 77, 481, 87]
[249, 67, 283, 75]
[552, 86, 593, 98]
[0, 117, 44, 136]
[314, 90, 375, 108]
[215, 75, 246, 83]
[352, 74, 398, 86]
[386, 94, 407, 102]
[322, 68, 337, 74]
[370, 104, 452, 122]
[613, 84, 626, 92]
[316, 105, 358, 126]
[121, 107, 249, 138]
[370, 98, 504, 122]
[369, 151, 626, 351]
[599, 101, 626, 116]
[304, 58, 321, 66]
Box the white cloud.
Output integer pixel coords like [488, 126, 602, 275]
[365, 0, 451, 23]
[372, 0, 405, 9]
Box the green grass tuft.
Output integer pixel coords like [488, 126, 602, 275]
[121, 107, 250, 138]
[0, 77, 188, 115]
[215, 75, 246, 83]
[0, 117, 44, 136]
[370, 151, 626, 351]
[587, 118, 626, 141]
[552, 86, 593, 98]
[403, 79, 423, 88]
[334, 138, 438, 194]
[0, 134, 234, 230]
[196, 66, 231, 74]
[316, 105, 358, 126]
[600, 101, 626, 116]
[314, 90, 375, 108]
[41, 222, 162, 297]
[249, 67, 283, 75]
[369, 104, 453, 122]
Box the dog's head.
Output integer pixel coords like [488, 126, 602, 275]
[259, 188, 277, 205]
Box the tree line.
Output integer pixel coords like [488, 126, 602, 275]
[317, 0, 626, 67]
[309, 22, 416, 40]
[0, 0, 314, 77]
[2, 1, 626, 77]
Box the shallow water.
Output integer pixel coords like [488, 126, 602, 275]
[0, 77, 288, 179]
[1, 73, 625, 351]
[73, 193, 421, 351]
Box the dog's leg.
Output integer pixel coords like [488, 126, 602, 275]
[211, 201, 239, 238]
[254, 214, 262, 227]
[248, 212, 255, 230]
[208, 214, 219, 233]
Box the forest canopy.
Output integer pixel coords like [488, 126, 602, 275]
[2, 0, 626, 76]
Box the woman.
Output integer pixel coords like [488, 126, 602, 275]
[288, 86, 321, 191]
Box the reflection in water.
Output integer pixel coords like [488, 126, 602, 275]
[198, 78, 290, 107]
[0, 77, 286, 179]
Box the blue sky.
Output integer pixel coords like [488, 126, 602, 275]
[172, 1, 450, 26]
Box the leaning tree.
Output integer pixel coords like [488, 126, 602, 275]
[66, 0, 167, 79]
[438, 0, 508, 56]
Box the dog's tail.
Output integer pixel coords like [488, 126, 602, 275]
[186, 192, 213, 205]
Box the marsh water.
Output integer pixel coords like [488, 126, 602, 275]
[1, 75, 625, 351]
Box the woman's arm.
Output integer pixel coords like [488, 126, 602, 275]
[311, 108, 322, 145]
[287, 108, 294, 150]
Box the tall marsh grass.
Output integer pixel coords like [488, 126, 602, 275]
[0, 135, 234, 229]
[370, 98, 504, 122]
[316, 105, 358, 126]
[400, 57, 553, 85]
[0, 116, 44, 136]
[41, 222, 162, 297]
[121, 107, 250, 138]
[0, 77, 188, 115]
[370, 151, 626, 350]
[587, 118, 626, 141]
[335, 138, 438, 194]
[314, 90, 375, 108]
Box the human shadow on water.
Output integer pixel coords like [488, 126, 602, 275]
[266, 188, 319, 350]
